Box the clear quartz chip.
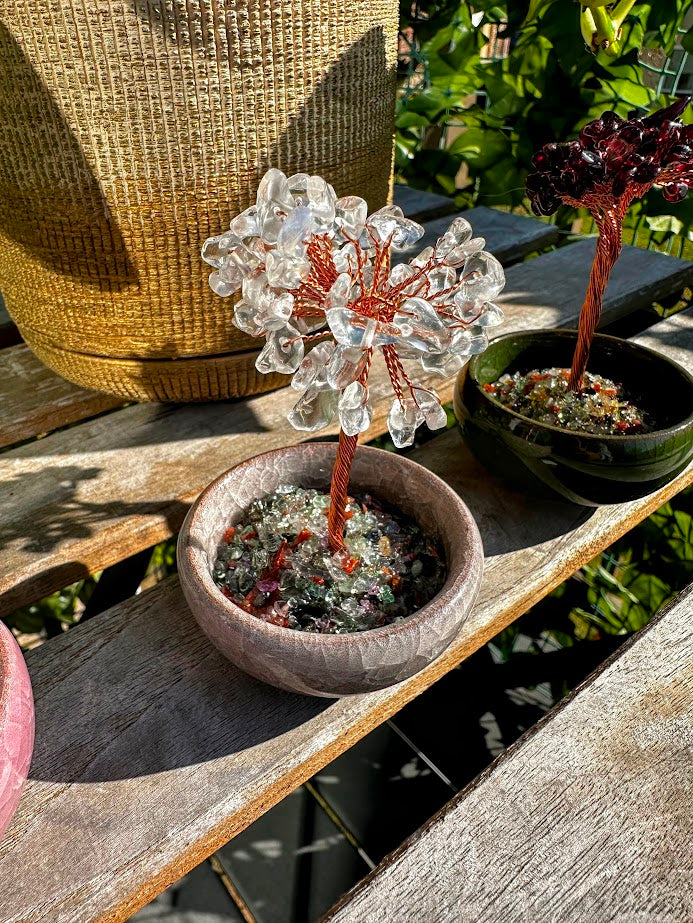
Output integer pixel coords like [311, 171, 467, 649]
[326, 308, 399, 348]
[255, 324, 304, 374]
[333, 242, 358, 274]
[233, 299, 265, 335]
[202, 234, 234, 267]
[367, 206, 424, 250]
[291, 341, 335, 392]
[338, 381, 372, 436]
[208, 271, 238, 297]
[457, 251, 505, 301]
[261, 291, 295, 329]
[288, 386, 339, 431]
[434, 231, 457, 258]
[412, 387, 447, 429]
[265, 251, 311, 289]
[231, 207, 259, 239]
[277, 205, 313, 258]
[420, 351, 468, 377]
[335, 195, 368, 234]
[307, 175, 337, 227]
[223, 241, 262, 278]
[426, 265, 456, 294]
[257, 168, 294, 213]
[477, 301, 505, 328]
[409, 246, 434, 268]
[387, 398, 424, 448]
[388, 263, 416, 288]
[287, 172, 310, 202]
[449, 327, 488, 356]
[327, 345, 369, 389]
[392, 297, 450, 354]
[328, 273, 353, 309]
[256, 169, 296, 243]
[447, 215, 473, 245]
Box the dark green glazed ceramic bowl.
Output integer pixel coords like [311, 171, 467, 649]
[454, 329, 693, 507]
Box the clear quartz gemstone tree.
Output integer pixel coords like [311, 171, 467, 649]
[203, 168, 506, 552]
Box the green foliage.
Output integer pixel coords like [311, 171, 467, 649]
[493, 484, 693, 655]
[397, 0, 692, 246]
[3, 575, 100, 639]
[2, 538, 179, 648]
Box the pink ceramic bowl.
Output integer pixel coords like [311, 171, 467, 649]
[0, 621, 34, 840]
[178, 443, 483, 697]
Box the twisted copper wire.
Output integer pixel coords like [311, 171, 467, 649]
[382, 344, 404, 403]
[563, 162, 693, 392]
[327, 350, 373, 552]
[327, 431, 359, 553]
[567, 204, 623, 391]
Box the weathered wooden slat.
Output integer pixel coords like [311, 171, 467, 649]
[501, 237, 693, 328]
[0, 311, 691, 922]
[0, 206, 557, 453]
[393, 184, 458, 222]
[0, 344, 122, 450]
[398, 205, 560, 266]
[0, 243, 689, 615]
[323, 586, 693, 923]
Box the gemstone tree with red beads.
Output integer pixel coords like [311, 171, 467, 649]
[483, 98, 693, 437]
[526, 97, 693, 393]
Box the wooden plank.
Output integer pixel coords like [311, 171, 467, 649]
[0, 344, 122, 449]
[323, 586, 693, 923]
[502, 237, 692, 328]
[0, 206, 553, 454]
[1, 311, 692, 923]
[393, 184, 458, 222]
[0, 243, 689, 615]
[397, 205, 560, 266]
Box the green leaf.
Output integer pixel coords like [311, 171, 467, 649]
[479, 68, 528, 123]
[645, 214, 684, 235]
[682, 27, 693, 54]
[448, 126, 511, 169]
[476, 156, 528, 207]
[396, 111, 432, 130]
[622, 572, 672, 617]
[523, 0, 554, 24]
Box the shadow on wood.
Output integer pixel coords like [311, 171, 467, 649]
[26, 577, 331, 782]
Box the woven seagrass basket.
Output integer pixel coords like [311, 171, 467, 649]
[0, 1, 398, 401]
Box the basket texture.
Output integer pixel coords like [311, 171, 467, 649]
[0, 1, 398, 401]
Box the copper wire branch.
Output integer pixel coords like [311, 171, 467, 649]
[568, 205, 623, 391]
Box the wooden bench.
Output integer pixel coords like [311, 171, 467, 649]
[0, 186, 690, 921]
[323, 583, 693, 923]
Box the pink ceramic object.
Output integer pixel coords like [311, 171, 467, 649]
[178, 443, 484, 697]
[0, 621, 34, 840]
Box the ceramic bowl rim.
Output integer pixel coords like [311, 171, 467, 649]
[179, 442, 483, 648]
[468, 328, 693, 442]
